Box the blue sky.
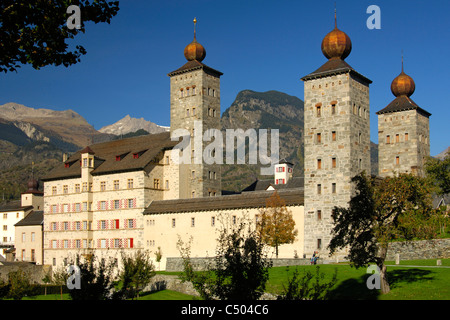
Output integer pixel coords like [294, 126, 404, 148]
[0, 0, 449, 156]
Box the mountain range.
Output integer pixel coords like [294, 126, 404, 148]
[0, 91, 447, 200]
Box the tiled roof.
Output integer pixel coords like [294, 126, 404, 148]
[14, 211, 43, 227]
[242, 177, 304, 192]
[0, 200, 33, 213]
[301, 58, 372, 84]
[167, 60, 223, 77]
[144, 188, 304, 215]
[375, 95, 431, 117]
[42, 132, 180, 181]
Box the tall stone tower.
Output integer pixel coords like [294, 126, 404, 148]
[301, 14, 372, 257]
[376, 59, 431, 177]
[168, 18, 222, 199]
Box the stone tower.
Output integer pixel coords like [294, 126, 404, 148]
[301, 14, 372, 257]
[376, 59, 431, 177]
[168, 18, 222, 199]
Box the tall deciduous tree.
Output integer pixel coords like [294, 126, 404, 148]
[425, 150, 450, 196]
[257, 191, 298, 258]
[118, 250, 155, 299]
[0, 0, 119, 73]
[328, 172, 437, 294]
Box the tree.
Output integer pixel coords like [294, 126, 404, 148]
[425, 150, 450, 196]
[7, 269, 31, 300]
[67, 254, 118, 300]
[277, 266, 337, 300]
[328, 172, 437, 294]
[117, 250, 156, 299]
[178, 218, 273, 300]
[0, 0, 119, 73]
[257, 191, 298, 258]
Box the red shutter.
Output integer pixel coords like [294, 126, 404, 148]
[115, 219, 119, 229]
[129, 238, 134, 248]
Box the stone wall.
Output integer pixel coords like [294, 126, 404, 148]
[385, 239, 450, 261]
[0, 262, 51, 284]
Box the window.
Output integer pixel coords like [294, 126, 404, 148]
[396, 156, 400, 165]
[331, 104, 336, 115]
[64, 222, 69, 230]
[316, 105, 321, 117]
[186, 88, 190, 96]
[332, 131, 336, 141]
[75, 184, 80, 193]
[100, 239, 106, 249]
[172, 218, 176, 228]
[317, 210, 322, 221]
[64, 240, 69, 249]
[127, 179, 133, 189]
[396, 134, 400, 143]
[211, 216, 215, 227]
[63, 185, 68, 194]
[405, 133, 409, 141]
[317, 239, 322, 249]
[114, 239, 120, 248]
[192, 87, 196, 95]
[317, 184, 322, 195]
[317, 159, 322, 169]
[100, 201, 106, 210]
[192, 107, 196, 115]
[165, 180, 169, 189]
[51, 204, 57, 213]
[52, 186, 57, 195]
[82, 182, 88, 192]
[191, 191, 195, 198]
[127, 219, 134, 228]
[316, 133, 322, 144]
[114, 180, 119, 190]
[100, 181, 106, 191]
[153, 179, 160, 189]
[186, 109, 190, 117]
[359, 132, 362, 144]
[191, 217, 195, 227]
[180, 89, 184, 98]
[2, 213, 6, 219]
[75, 203, 81, 212]
[2, 225, 6, 231]
[101, 220, 106, 229]
[386, 135, 390, 144]
[83, 221, 88, 230]
[76, 221, 81, 230]
[52, 240, 57, 249]
[332, 183, 336, 194]
[51, 222, 57, 231]
[165, 156, 170, 164]
[83, 202, 87, 212]
[63, 204, 69, 213]
[22, 232, 26, 242]
[114, 200, 120, 209]
[232, 215, 237, 225]
[83, 158, 88, 167]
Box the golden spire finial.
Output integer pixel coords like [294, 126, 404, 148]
[401, 50, 404, 73]
[193, 17, 197, 40]
[334, 2, 337, 29]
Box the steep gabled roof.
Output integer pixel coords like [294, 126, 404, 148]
[14, 211, 43, 227]
[42, 132, 181, 181]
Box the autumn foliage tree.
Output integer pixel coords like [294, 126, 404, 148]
[257, 191, 298, 258]
[328, 172, 439, 294]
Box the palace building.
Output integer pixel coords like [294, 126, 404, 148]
[32, 15, 431, 270]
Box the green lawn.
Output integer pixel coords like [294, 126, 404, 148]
[4, 259, 449, 300]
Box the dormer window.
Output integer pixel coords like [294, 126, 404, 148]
[64, 163, 70, 168]
[133, 153, 139, 159]
[115, 155, 121, 161]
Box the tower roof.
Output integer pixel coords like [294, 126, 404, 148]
[301, 10, 371, 84]
[183, 18, 206, 62]
[321, 10, 352, 60]
[376, 57, 430, 117]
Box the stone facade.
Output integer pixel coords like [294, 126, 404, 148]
[302, 72, 371, 257]
[378, 109, 430, 177]
[169, 68, 222, 198]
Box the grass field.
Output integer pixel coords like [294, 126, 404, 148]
[5, 259, 449, 300]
